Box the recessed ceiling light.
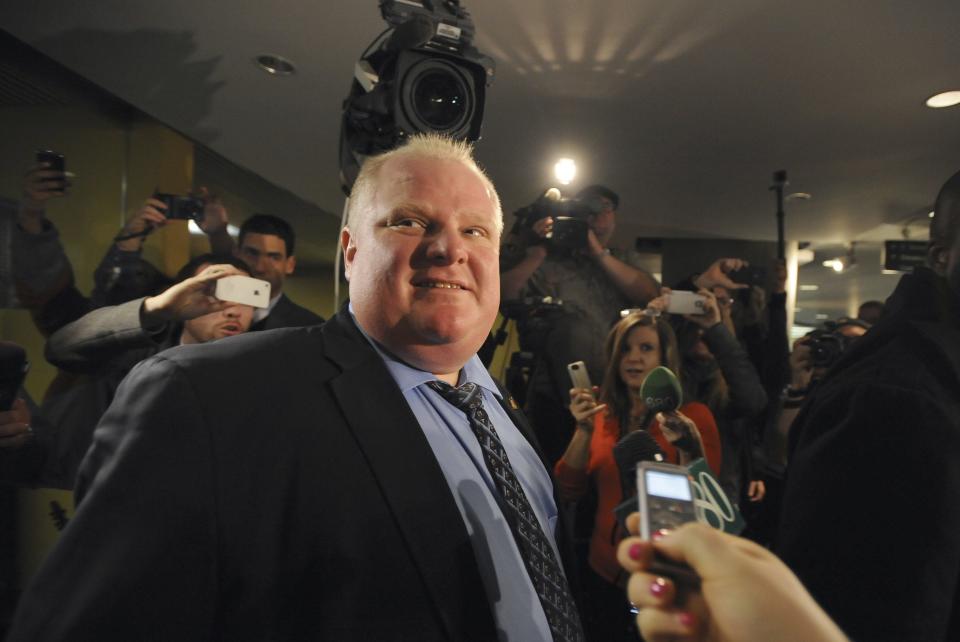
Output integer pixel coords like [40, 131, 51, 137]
[255, 54, 296, 76]
[925, 91, 960, 108]
[554, 158, 576, 185]
[799, 284, 819, 291]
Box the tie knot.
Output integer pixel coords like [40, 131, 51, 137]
[426, 380, 480, 410]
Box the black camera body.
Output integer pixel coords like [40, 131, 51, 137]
[806, 328, 851, 369]
[340, 0, 494, 193]
[513, 192, 598, 251]
[154, 193, 204, 223]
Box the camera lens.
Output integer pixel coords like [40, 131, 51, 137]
[412, 70, 467, 130]
[400, 57, 475, 135]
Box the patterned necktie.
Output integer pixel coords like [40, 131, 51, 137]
[426, 380, 584, 642]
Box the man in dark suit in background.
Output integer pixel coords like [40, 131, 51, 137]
[8, 134, 583, 641]
[235, 213, 324, 330]
[777, 169, 960, 642]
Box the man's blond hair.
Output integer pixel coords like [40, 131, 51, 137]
[345, 133, 503, 233]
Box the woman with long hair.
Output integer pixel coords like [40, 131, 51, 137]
[554, 311, 721, 641]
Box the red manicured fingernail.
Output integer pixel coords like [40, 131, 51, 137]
[652, 528, 671, 541]
[628, 543, 643, 560]
[677, 611, 695, 628]
[650, 577, 668, 597]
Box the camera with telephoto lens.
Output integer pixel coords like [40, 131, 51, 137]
[511, 189, 599, 251]
[339, 0, 495, 193]
[154, 193, 205, 223]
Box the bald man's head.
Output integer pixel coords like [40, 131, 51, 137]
[929, 169, 960, 296]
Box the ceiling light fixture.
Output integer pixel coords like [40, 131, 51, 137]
[822, 243, 857, 274]
[255, 54, 296, 76]
[554, 158, 576, 185]
[925, 91, 960, 109]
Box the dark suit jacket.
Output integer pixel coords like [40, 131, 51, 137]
[778, 269, 960, 642]
[251, 292, 324, 331]
[9, 310, 574, 641]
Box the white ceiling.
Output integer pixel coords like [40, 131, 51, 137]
[2, 0, 959, 249]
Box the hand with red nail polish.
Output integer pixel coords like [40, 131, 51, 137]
[616, 514, 849, 642]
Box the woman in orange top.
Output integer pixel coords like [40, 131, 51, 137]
[554, 311, 721, 641]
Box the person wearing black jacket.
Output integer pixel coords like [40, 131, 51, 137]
[778, 169, 960, 642]
[38, 255, 253, 488]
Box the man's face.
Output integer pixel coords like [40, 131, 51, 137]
[181, 263, 254, 344]
[588, 197, 616, 247]
[182, 304, 254, 344]
[342, 155, 501, 376]
[237, 233, 295, 294]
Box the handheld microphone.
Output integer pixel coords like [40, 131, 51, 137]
[639, 366, 683, 414]
[612, 430, 664, 531]
[0, 341, 29, 411]
[613, 429, 664, 499]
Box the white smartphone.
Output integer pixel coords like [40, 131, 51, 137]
[567, 360, 592, 390]
[666, 290, 708, 315]
[214, 275, 271, 308]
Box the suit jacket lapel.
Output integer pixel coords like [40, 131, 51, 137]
[322, 311, 498, 640]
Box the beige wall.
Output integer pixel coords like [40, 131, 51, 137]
[0, 104, 194, 586]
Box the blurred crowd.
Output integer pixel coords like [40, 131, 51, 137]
[2, 144, 959, 642]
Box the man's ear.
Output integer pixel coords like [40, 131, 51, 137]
[928, 242, 949, 277]
[341, 227, 356, 281]
[284, 255, 296, 276]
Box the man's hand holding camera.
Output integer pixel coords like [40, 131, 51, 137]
[788, 337, 814, 391]
[141, 264, 246, 326]
[116, 187, 231, 253]
[19, 162, 71, 235]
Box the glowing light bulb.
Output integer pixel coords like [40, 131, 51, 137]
[554, 158, 576, 185]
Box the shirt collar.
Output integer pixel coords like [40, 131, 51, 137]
[347, 302, 501, 398]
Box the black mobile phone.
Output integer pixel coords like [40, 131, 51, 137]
[637, 461, 701, 588]
[36, 150, 65, 174]
[728, 265, 767, 288]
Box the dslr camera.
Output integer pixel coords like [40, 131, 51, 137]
[154, 193, 205, 223]
[804, 319, 868, 368]
[511, 189, 599, 251]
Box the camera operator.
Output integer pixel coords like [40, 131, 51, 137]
[500, 185, 660, 463]
[777, 169, 960, 642]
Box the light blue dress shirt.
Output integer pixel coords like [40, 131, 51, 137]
[351, 309, 559, 642]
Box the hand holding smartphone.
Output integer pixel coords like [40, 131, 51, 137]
[567, 360, 592, 391]
[665, 291, 708, 315]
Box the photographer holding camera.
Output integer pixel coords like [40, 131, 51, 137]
[94, 189, 234, 305]
[771, 317, 868, 464]
[501, 185, 660, 463]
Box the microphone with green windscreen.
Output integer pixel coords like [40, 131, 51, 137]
[640, 366, 683, 413]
